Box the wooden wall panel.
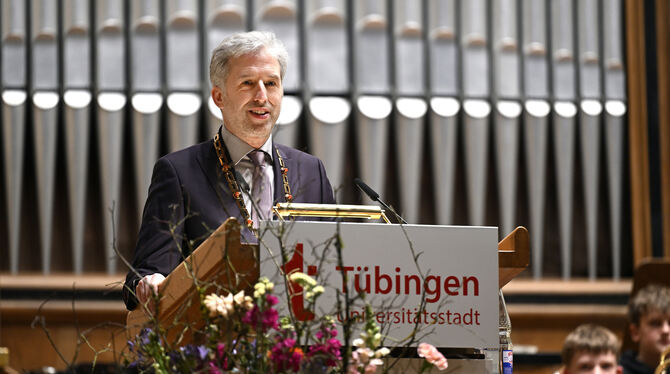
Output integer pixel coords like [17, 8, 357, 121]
[0, 300, 127, 371]
[656, 0, 670, 259]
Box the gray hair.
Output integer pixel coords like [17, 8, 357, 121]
[209, 31, 288, 87]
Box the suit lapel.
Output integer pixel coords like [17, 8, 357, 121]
[196, 140, 238, 213]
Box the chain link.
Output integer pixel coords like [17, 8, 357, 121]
[276, 148, 293, 202]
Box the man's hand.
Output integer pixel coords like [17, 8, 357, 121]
[136, 273, 165, 311]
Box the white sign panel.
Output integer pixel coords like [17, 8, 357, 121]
[259, 221, 498, 350]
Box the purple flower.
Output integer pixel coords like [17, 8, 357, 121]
[197, 345, 209, 361]
[181, 344, 210, 362]
[139, 328, 152, 346]
[168, 350, 181, 365]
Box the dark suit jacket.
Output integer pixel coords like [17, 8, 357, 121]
[123, 138, 335, 310]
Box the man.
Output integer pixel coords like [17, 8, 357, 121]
[621, 284, 670, 374]
[559, 324, 623, 374]
[123, 31, 335, 311]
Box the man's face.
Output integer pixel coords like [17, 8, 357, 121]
[211, 47, 283, 148]
[631, 309, 670, 361]
[565, 351, 622, 374]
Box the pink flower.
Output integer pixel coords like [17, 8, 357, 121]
[241, 307, 255, 325]
[208, 361, 223, 374]
[306, 339, 342, 367]
[208, 343, 229, 372]
[417, 343, 448, 370]
[266, 294, 279, 306]
[270, 334, 304, 372]
[306, 323, 342, 367]
[347, 347, 383, 374]
[364, 362, 380, 373]
[347, 351, 362, 374]
[216, 343, 225, 359]
[241, 294, 279, 332]
[356, 347, 374, 364]
[262, 307, 279, 330]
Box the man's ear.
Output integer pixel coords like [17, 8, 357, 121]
[211, 86, 224, 108]
[616, 364, 623, 374]
[630, 323, 641, 343]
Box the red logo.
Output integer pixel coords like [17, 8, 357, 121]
[281, 243, 317, 321]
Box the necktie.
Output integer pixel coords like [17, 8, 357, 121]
[248, 150, 272, 227]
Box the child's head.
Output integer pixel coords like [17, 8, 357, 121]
[628, 284, 670, 367]
[561, 324, 622, 374]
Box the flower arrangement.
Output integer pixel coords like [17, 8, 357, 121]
[126, 274, 448, 373]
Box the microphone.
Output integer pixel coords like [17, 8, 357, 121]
[235, 170, 266, 222]
[234, 170, 250, 193]
[354, 178, 408, 224]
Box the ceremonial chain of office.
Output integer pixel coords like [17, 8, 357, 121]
[213, 133, 293, 229]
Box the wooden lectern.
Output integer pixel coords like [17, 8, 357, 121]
[126, 218, 257, 341]
[126, 217, 529, 342]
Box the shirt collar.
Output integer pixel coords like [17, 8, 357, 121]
[220, 123, 274, 165]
